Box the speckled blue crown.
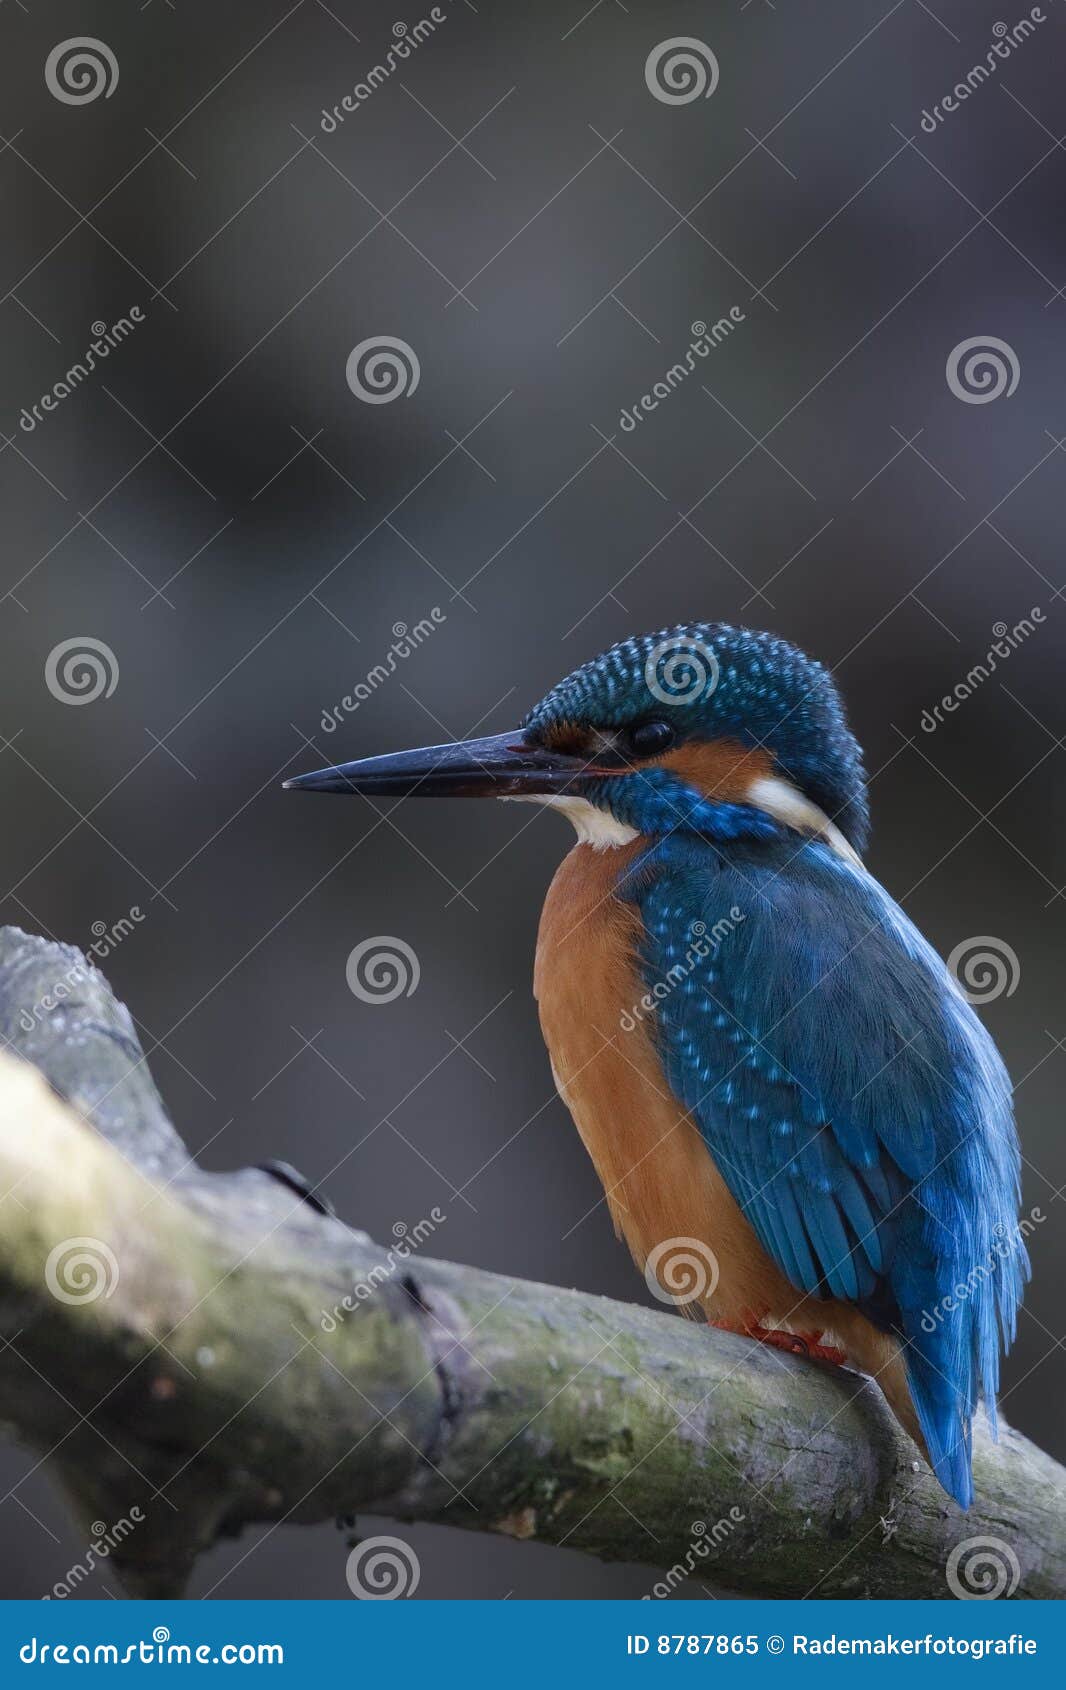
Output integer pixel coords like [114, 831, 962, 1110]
[522, 622, 870, 851]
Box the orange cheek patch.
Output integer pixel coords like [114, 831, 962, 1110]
[651, 738, 774, 803]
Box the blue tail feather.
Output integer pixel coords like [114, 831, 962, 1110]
[906, 1348, 975, 1509]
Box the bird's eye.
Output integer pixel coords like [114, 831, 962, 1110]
[627, 720, 675, 758]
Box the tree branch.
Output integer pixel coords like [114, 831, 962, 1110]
[0, 927, 1061, 1600]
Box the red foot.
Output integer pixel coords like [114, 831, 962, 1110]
[710, 1319, 845, 1366]
[790, 1330, 847, 1365]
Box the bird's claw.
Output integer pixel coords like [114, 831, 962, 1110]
[711, 1318, 846, 1366]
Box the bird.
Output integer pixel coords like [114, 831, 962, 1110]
[285, 621, 1028, 1509]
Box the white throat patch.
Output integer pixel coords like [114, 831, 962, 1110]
[500, 780, 860, 864]
[500, 794, 639, 850]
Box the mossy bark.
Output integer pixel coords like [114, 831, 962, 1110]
[0, 927, 1061, 1599]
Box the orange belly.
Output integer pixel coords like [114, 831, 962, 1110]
[534, 838, 922, 1450]
[534, 840, 785, 1324]
[533, 845, 912, 1358]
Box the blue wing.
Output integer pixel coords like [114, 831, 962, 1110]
[624, 834, 1028, 1509]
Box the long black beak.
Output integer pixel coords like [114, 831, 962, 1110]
[283, 730, 604, 797]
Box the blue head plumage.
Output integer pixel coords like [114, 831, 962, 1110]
[521, 622, 870, 852]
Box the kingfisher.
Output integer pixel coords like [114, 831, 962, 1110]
[286, 622, 1028, 1509]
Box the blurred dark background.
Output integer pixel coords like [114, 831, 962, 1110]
[1, 0, 1064, 1599]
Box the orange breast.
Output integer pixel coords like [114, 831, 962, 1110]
[533, 838, 918, 1447]
[533, 839, 795, 1326]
